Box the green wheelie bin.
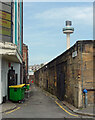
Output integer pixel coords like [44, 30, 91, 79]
[9, 84, 26, 102]
[26, 84, 30, 90]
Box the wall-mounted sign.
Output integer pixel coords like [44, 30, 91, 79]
[0, 11, 11, 21]
[0, 2, 11, 40]
[0, 19, 11, 28]
[0, 26, 11, 36]
[72, 51, 77, 58]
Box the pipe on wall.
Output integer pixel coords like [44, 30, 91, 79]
[20, 0, 22, 54]
[15, 0, 17, 45]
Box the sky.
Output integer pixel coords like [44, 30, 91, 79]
[23, 2, 93, 65]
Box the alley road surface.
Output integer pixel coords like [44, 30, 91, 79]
[2, 84, 92, 119]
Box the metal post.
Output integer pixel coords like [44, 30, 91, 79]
[85, 93, 87, 108]
[83, 89, 88, 108]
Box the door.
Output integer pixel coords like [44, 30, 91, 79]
[57, 62, 67, 101]
[8, 67, 17, 99]
[46, 80, 48, 90]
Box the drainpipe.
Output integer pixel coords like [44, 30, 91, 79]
[20, 0, 22, 55]
[81, 42, 83, 107]
[15, 0, 17, 45]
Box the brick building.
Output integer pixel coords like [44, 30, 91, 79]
[35, 40, 95, 108]
[23, 43, 28, 83]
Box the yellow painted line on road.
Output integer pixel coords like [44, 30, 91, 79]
[55, 101, 78, 117]
[5, 107, 21, 114]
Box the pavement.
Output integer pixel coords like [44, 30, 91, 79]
[42, 88, 95, 117]
[62, 101, 95, 117]
[1, 85, 32, 114]
[1, 84, 95, 117]
[0, 101, 16, 113]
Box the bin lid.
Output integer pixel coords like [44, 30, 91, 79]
[26, 84, 30, 86]
[9, 84, 25, 88]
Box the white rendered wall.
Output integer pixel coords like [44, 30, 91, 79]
[0, 59, 21, 102]
[0, 57, 2, 120]
[2, 59, 9, 99]
[0, 56, 2, 104]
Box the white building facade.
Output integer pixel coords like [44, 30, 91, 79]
[0, 0, 23, 104]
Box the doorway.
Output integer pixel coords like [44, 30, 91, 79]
[8, 66, 17, 99]
[56, 61, 67, 101]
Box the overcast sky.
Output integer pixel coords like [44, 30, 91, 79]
[23, 2, 93, 65]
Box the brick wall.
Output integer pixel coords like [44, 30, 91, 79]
[23, 44, 28, 74]
[34, 40, 95, 108]
[23, 43, 28, 83]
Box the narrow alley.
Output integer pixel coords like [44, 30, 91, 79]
[2, 84, 80, 118]
[0, 1, 95, 120]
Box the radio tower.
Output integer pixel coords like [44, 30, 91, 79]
[63, 21, 74, 49]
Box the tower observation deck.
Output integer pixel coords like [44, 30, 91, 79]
[63, 21, 74, 49]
